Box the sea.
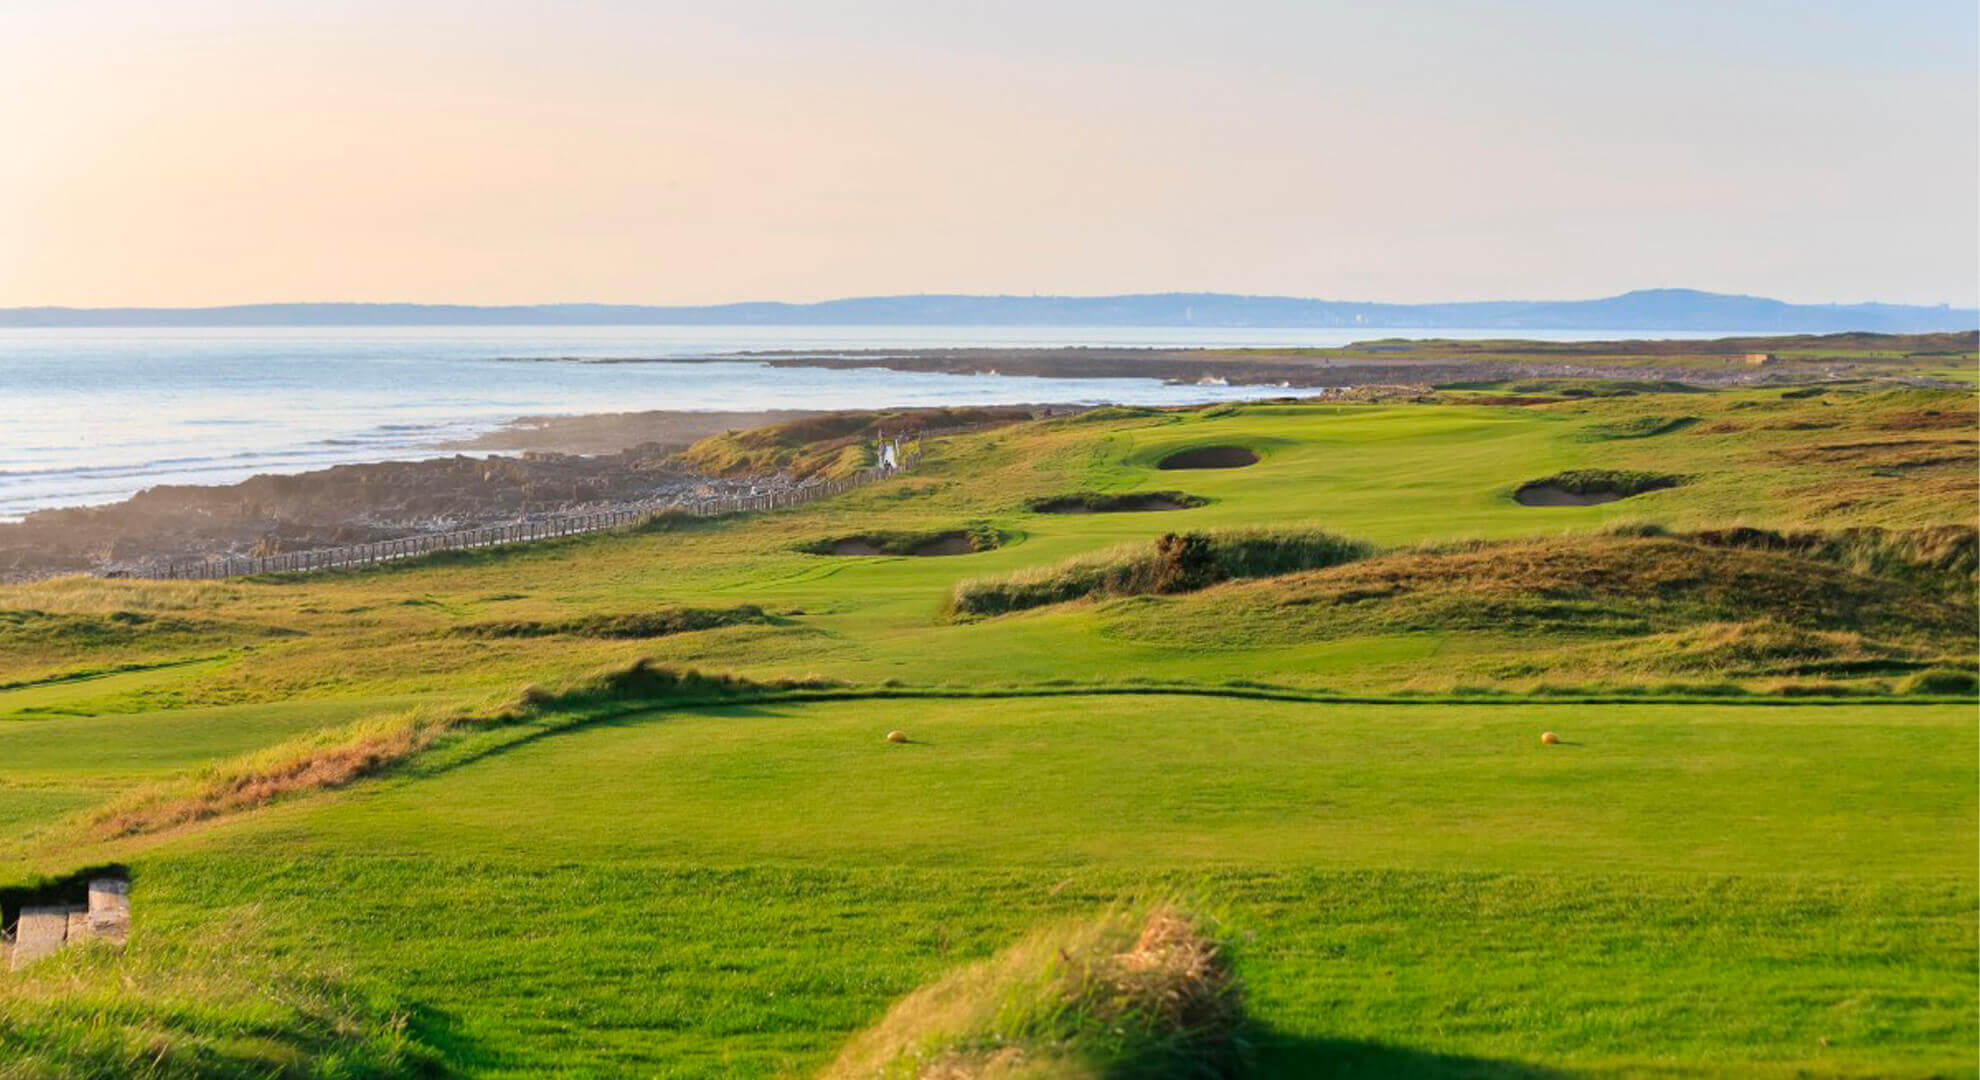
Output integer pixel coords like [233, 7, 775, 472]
[0, 324, 1734, 520]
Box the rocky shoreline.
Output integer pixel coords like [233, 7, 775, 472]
[0, 442, 794, 581]
[0, 404, 1049, 582]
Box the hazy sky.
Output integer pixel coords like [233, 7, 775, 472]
[4, 1, 1975, 307]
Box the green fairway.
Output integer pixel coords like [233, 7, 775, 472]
[64, 695, 1974, 1078]
[2, 386, 1974, 1078]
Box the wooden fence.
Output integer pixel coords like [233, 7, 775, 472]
[151, 449, 920, 581]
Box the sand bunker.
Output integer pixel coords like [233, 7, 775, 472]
[1513, 485, 1630, 506]
[1027, 491, 1205, 514]
[1157, 446, 1259, 470]
[1513, 470, 1683, 507]
[815, 530, 993, 557]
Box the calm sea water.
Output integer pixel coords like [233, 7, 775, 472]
[0, 324, 1729, 518]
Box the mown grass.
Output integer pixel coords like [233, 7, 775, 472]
[17, 695, 1969, 1077]
[81, 662, 838, 840]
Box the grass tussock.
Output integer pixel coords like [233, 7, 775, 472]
[820, 907, 1240, 1080]
[951, 528, 1373, 618]
[87, 661, 840, 839]
[448, 604, 771, 639]
[0, 915, 442, 1080]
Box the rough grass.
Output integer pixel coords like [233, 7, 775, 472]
[0, 917, 441, 1080]
[951, 528, 1373, 617]
[1629, 523, 1978, 596]
[821, 907, 1240, 1080]
[447, 604, 771, 639]
[1100, 532, 1976, 685]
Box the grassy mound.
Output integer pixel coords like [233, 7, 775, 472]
[1642, 524, 1978, 597]
[952, 529, 1372, 617]
[820, 907, 1239, 1080]
[448, 604, 771, 639]
[1101, 532, 1975, 686]
[1024, 492, 1207, 514]
[1579, 415, 1699, 439]
[799, 526, 1003, 557]
[682, 407, 1033, 479]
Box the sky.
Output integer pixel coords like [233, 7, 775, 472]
[2, 1, 1975, 308]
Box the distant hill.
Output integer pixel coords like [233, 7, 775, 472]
[3, 289, 1973, 332]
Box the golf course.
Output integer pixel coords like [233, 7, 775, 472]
[2, 380, 1975, 1078]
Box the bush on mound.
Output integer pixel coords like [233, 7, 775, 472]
[952, 528, 1371, 617]
[820, 907, 1241, 1080]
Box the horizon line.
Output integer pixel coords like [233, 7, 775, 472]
[4, 287, 1977, 313]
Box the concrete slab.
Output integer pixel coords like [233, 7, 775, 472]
[10, 906, 69, 969]
[88, 878, 131, 945]
[65, 906, 89, 944]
